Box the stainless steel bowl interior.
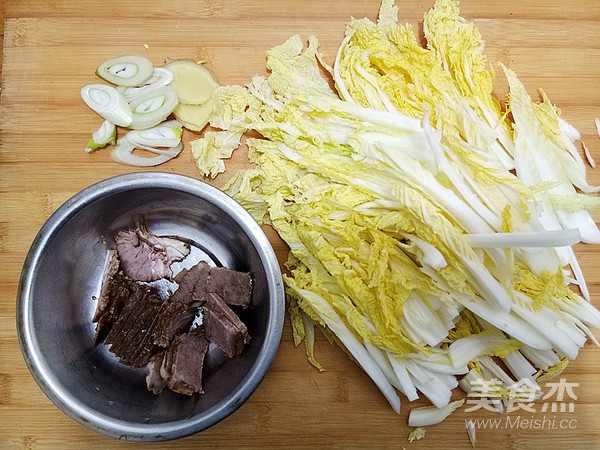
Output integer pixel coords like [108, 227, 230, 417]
[16, 173, 284, 441]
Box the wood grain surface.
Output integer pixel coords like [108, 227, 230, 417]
[1, 1, 600, 448]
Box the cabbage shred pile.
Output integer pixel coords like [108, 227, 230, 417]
[193, 0, 600, 420]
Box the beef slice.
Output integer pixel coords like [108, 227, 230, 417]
[153, 301, 197, 347]
[92, 249, 120, 323]
[160, 329, 209, 395]
[92, 273, 135, 345]
[171, 261, 253, 308]
[116, 223, 190, 282]
[202, 293, 250, 358]
[206, 267, 252, 308]
[171, 261, 210, 304]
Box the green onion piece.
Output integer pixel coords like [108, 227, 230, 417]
[86, 120, 116, 152]
[96, 55, 154, 87]
[116, 67, 174, 101]
[81, 84, 132, 126]
[110, 136, 182, 166]
[126, 120, 182, 148]
[128, 86, 178, 130]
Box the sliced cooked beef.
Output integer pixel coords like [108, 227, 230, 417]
[160, 328, 209, 395]
[171, 261, 210, 304]
[146, 352, 166, 395]
[206, 267, 253, 308]
[171, 261, 252, 308]
[93, 273, 136, 345]
[160, 336, 176, 382]
[105, 286, 152, 346]
[93, 222, 255, 397]
[116, 223, 190, 282]
[153, 301, 197, 347]
[103, 284, 164, 368]
[103, 284, 154, 345]
[128, 312, 162, 368]
[116, 300, 162, 367]
[202, 293, 250, 358]
[92, 249, 120, 323]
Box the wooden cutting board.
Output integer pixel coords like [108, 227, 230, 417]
[1, 0, 599, 448]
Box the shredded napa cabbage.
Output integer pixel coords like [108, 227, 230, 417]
[191, 0, 600, 425]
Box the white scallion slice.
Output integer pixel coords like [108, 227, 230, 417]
[81, 84, 132, 127]
[116, 67, 174, 101]
[128, 86, 178, 130]
[86, 120, 116, 152]
[96, 55, 154, 87]
[126, 120, 182, 148]
[408, 400, 465, 427]
[110, 136, 182, 167]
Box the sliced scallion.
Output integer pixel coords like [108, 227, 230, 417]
[86, 120, 116, 152]
[116, 67, 174, 101]
[128, 86, 178, 130]
[96, 55, 154, 87]
[110, 136, 182, 166]
[81, 84, 132, 127]
[126, 120, 182, 148]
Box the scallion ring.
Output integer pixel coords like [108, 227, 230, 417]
[81, 84, 132, 127]
[128, 86, 179, 130]
[96, 55, 154, 87]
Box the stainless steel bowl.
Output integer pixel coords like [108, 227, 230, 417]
[16, 172, 285, 441]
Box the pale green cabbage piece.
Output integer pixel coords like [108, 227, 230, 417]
[190, 130, 242, 178]
[408, 427, 426, 442]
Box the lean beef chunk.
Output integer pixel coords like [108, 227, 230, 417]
[171, 261, 253, 308]
[171, 261, 210, 304]
[128, 313, 163, 368]
[103, 284, 164, 367]
[202, 293, 250, 358]
[116, 303, 163, 368]
[93, 272, 136, 345]
[206, 267, 253, 308]
[116, 223, 190, 282]
[153, 301, 197, 347]
[159, 328, 209, 395]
